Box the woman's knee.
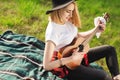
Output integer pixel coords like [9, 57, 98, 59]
[103, 45, 116, 53]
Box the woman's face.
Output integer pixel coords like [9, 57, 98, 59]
[60, 3, 75, 23]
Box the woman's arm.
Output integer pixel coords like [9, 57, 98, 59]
[78, 28, 96, 38]
[43, 40, 85, 70]
[43, 41, 73, 70]
[78, 23, 106, 38]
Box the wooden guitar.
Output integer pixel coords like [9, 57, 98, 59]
[59, 13, 110, 69]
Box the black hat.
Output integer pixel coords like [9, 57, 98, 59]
[46, 0, 75, 14]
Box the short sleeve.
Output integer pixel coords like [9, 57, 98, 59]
[45, 22, 59, 46]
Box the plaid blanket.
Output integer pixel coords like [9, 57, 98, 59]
[0, 30, 66, 80]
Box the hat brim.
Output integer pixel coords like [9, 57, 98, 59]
[46, 0, 74, 14]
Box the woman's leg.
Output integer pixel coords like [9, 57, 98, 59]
[67, 65, 112, 80]
[87, 45, 120, 77]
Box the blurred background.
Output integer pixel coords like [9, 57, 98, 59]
[0, 0, 120, 73]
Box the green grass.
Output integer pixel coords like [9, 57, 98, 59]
[0, 0, 50, 40]
[0, 0, 120, 73]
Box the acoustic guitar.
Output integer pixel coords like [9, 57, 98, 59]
[59, 12, 110, 69]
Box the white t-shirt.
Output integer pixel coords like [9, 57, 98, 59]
[45, 21, 78, 51]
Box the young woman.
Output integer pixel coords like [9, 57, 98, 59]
[43, 0, 120, 80]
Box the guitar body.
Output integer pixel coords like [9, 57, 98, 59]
[59, 37, 90, 69]
[62, 37, 89, 57]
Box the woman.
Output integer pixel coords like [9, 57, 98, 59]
[43, 0, 120, 80]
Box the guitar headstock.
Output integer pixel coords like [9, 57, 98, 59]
[103, 12, 110, 22]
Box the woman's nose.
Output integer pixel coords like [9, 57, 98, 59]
[69, 12, 72, 18]
[70, 12, 72, 17]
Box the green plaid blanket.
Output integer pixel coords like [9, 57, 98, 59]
[0, 30, 66, 80]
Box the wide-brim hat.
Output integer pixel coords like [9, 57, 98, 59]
[46, 0, 75, 14]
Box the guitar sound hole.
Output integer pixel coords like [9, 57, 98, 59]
[78, 44, 84, 52]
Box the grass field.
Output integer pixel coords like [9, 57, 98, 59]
[0, 0, 120, 73]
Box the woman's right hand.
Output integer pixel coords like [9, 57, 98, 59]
[71, 48, 86, 65]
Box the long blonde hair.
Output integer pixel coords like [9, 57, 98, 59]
[49, 2, 81, 28]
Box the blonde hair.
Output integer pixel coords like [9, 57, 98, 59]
[49, 2, 81, 28]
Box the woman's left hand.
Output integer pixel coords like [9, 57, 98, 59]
[97, 22, 106, 32]
[94, 16, 106, 33]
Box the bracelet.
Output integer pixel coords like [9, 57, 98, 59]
[59, 59, 63, 67]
